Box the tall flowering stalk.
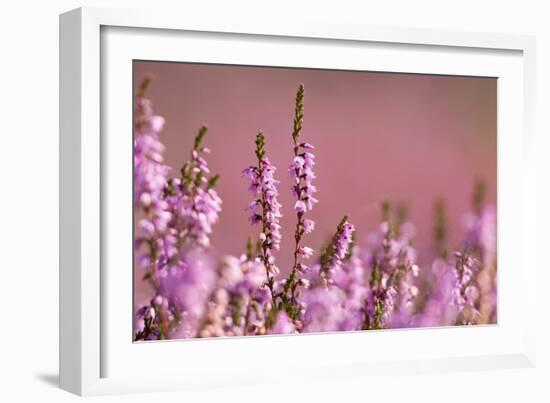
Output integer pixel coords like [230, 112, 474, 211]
[242, 131, 283, 303]
[284, 84, 317, 318]
[320, 215, 355, 286]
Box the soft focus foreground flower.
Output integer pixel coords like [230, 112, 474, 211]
[463, 200, 497, 324]
[362, 204, 421, 330]
[300, 286, 348, 332]
[269, 311, 296, 334]
[200, 255, 273, 337]
[417, 258, 458, 327]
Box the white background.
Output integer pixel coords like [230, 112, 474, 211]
[1, 0, 548, 401]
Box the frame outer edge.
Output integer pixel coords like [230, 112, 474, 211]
[81, 6, 102, 395]
[522, 36, 537, 366]
[59, 7, 83, 396]
[58, 6, 536, 394]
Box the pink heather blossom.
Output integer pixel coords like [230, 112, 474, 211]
[320, 216, 355, 286]
[269, 312, 296, 335]
[303, 219, 315, 234]
[299, 246, 314, 258]
[283, 84, 321, 318]
[243, 132, 283, 301]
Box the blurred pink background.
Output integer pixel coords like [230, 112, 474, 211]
[134, 61, 496, 273]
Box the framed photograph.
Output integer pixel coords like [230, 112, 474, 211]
[60, 6, 537, 396]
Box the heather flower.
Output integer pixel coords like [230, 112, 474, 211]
[303, 219, 315, 234]
[171, 126, 222, 249]
[133, 293, 176, 341]
[284, 84, 318, 318]
[134, 304, 159, 341]
[134, 86, 173, 261]
[288, 156, 318, 212]
[299, 246, 314, 258]
[134, 92, 170, 203]
[243, 131, 283, 300]
[320, 216, 355, 286]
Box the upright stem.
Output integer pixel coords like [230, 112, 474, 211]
[258, 159, 277, 305]
[254, 132, 278, 306]
[286, 84, 306, 313]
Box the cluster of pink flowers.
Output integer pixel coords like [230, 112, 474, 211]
[134, 80, 497, 341]
[320, 216, 355, 286]
[168, 126, 222, 249]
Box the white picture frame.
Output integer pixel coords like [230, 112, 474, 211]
[59, 6, 537, 396]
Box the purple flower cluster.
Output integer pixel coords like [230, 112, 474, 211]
[134, 80, 497, 341]
[289, 147, 318, 214]
[320, 216, 355, 286]
[168, 126, 222, 249]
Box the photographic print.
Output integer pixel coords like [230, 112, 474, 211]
[133, 61, 497, 341]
